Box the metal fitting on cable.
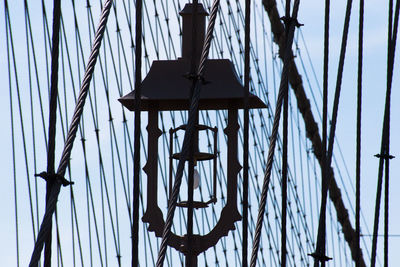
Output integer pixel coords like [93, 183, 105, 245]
[280, 16, 304, 28]
[374, 153, 395, 159]
[35, 172, 74, 187]
[308, 252, 333, 262]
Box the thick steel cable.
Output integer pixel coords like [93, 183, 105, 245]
[313, 0, 329, 265]
[261, 0, 367, 264]
[370, 0, 400, 265]
[28, 1, 113, 265]
[44, 0, 62, 265]
[249, 1, 300, 266]
[313, 0, 353, 264]
[187, 1, 199, 266]
[355, 0, 364, 266]
[155, 1, 220, 266]
[242, 0, 250, 265]
[132, 0, 142, 265]
[281, 1, 291, 267]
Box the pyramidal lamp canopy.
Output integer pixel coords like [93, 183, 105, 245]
[119, 3, 266, 111]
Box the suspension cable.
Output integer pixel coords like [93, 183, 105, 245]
[249, 1, 300, 266]
[355, 0, 364, 265]
[132, 0, 143, 265]
[29, 1, 113, 265]
[43, 0, 62, 265]
[370, 0, 399, 265]
[155, 1, 220, 266]
[281, 1, 292, 266]
[313, 0, 353, 264]
[242, 0, 250, 265]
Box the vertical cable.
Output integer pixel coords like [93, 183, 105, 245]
[29, 1, 113, 265]
[242, 0, 250, 265]
[6, 1, 20, 265]
[371, 0, 399, 265]
[187, 2, 199, 266]
[314, 0, 329, 265]
[132, 0, 143, 265]
[355, 0, 364, 266]
[44, 0, 62, 265]
[314, 0, 353, 265]
[281, 1, 291, 267]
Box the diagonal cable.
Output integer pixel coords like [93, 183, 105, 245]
[249, 1, 300, 266]
[155, 1, 220, 266]
[28, 0, 113, 265]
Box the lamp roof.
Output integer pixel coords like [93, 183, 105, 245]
[119, 59, 267, 111]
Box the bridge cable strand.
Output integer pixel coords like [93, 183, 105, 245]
[242, 0, 250, 265]
[314, 0, 330, 264]
[249, 1, 300, 266]
[28, 0, 113, 265]
[261, 0, 367, 264]
[155, 1, 220, 266]
[43, 0, 62, 265]
[132, 0, 143, 265]
[355, 0, 364, 265]
[370, 0, 400, 265]
[313, 0, 353, 264]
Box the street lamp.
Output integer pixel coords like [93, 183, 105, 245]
[119, 3, 266, 265]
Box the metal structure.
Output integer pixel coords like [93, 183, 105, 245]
[2, 0, 398, 266]
[120, 4, 266, 265]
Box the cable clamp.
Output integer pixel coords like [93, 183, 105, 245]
[374, 153, 395, 160]
[183, 72, 210, 85]
[308, 252, 332, 262]
[35, 171, 74, 187]
[280, 16, 303, 28]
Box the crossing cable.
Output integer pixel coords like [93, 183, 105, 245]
[261, 0, 367, 265]
[219, 1, 314, 262]
[242, 0, 250, 265]
[249, 1, 300, 266]
[155, 1, 220, 266]
[132, 0, 143, 265]
[215, 5, 315, 260]
[370, 0, 400, 265]
[355, 0, 364, 265]
[28, 0, 113, 265]
[43, 0, 62, 265]
[313, 0, 353, 264]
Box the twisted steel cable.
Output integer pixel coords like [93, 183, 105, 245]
[155, 1, 220, 266]
[29, 0, 113, 265]
[249, 1, 300, 266]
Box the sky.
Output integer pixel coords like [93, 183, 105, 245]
[298, 0, 400, 265]
[1, 0, 400, 266]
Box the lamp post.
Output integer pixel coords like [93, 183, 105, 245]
[119, 3, 266, 266]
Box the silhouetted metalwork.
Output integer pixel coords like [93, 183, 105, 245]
[120, 3, 266, 266]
